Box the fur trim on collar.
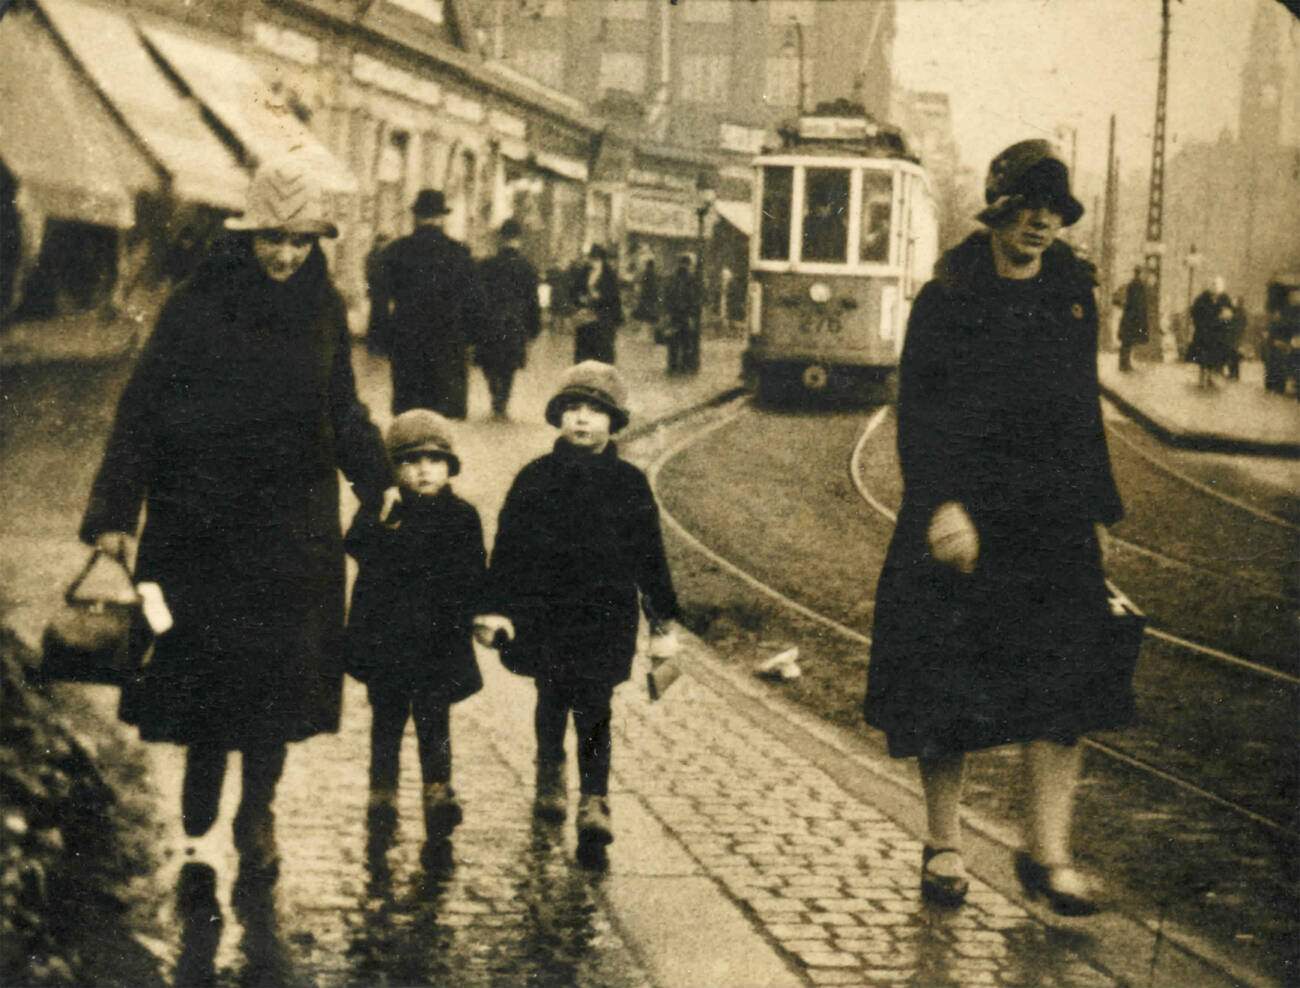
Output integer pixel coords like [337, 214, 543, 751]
[934, 231, 1096, 297]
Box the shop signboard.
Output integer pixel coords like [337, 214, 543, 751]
[446, 92, 485, 123]
[626, 194, 699, 239]
[353, 53, 442, 107]
[252, 21, 320, 65]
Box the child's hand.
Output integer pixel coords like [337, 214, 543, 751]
[379, 486, 402, 523]
[473, 615, 515, 648]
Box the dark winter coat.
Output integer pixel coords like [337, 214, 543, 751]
[79, 240, 391, 749]
[483, 439, 679, 688]
[1118, 276, 1151, 345]
[344, 488, 485, 702]
[633, 262, 660, 322]
[1188, 290, 1236, 368]
[574, 262, 623, 364]
[664, 268, 699, 331]
[373, 225, 488, 418]
[474, 246, 541, 374]
[864, 232, 1126, 759]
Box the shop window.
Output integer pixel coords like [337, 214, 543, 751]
[599, 52, 647, 94]
[802, 168, 849, 264]
[769, 0, 815, 26]
[681, 1, 732, 23]
[513, 49, 564, 88]
[389, 0, 444, 24]
[859, 170, 893, 264]
[605, 0, 648, 19]
[680, 55, 731, 104]
[759, 165, 793, 262]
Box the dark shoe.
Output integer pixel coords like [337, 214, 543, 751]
[534, 760, 567, 823]
[423, 782, 463, 838]
[181, 745, 227, 838]
[576, 794, 613, 846]
[233, 807, 279, 881]
[1014, 852, 1103, 917]
[366, 792, 398, 841]
[920, 845, 969, 907]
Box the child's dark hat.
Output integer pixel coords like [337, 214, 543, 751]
[545, 361, 630, 433]
[386, 409, 460, 475]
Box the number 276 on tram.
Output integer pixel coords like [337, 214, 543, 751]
[745, 111, 938, 399]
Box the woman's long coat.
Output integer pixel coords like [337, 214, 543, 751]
[474, 246, 541, 374]
[344, 489, 485, 702]
[483, 440, 678, 689]
[80, 242, 391, 749]
[864, 232, 1127, 759]
[573, 263, 623, 365]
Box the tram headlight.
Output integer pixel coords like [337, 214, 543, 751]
[809, 282, 832, 304]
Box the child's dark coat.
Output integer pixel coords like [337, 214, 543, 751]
[484, 439, 678, 688]
[345, 488, 485, 701]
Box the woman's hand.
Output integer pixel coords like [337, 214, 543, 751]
[648, 621, 680, 661]
[473, 615, 515, 648]
[94, 531, 135, 562]
[927, 502, 979, 574]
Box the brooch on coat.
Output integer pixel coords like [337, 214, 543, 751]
[1071, 303, 1085, 320]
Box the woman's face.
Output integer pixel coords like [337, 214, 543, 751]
[991, 203, 1063, 267]
[252, 232, 315, 282]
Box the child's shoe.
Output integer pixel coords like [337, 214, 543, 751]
[534, 760, 567, 822]
[576, 794, 613, 846]
[423, 782, 463, 837]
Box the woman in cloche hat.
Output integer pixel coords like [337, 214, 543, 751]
[864, 140, 1127, 916]
[80, 150, 391, 882]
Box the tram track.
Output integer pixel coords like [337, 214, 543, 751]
[646, 396, 1299, 846]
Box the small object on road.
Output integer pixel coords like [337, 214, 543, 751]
[755, 647, 801, 681]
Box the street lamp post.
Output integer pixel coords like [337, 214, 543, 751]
[694, 188, 715, 374]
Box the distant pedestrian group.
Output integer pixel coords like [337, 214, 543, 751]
[1188, 276, 1243, 387]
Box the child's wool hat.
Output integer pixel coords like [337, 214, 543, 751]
[386, 409, 460, 475]
[545, 361, 630, 433]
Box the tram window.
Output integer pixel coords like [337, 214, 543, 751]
[860, 171, 893, 264]
[759, 166, 793, 261]
[802, 168, 850, 263]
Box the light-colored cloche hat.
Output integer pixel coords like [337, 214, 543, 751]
[225, 148, 338, 238]
[545, 361, 630, 433]
[385, 409, 460, 475]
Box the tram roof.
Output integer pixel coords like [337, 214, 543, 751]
[764, 110, 918, 163]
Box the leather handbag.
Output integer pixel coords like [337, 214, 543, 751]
[39, 548, 148, 685]
[1089, 587, 1146, 723]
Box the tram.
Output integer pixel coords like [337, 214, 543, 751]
[744, 103, 938, 400]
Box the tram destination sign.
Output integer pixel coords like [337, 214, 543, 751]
[797, 116, 878, 141]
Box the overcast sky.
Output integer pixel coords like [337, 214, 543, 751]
[892, 0, 1286, 195]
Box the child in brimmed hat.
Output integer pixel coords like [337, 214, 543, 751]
[476, 362, 680, 850]
[345, 409, 485, 846]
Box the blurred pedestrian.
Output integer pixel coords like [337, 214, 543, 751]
[475, 362, 680, 851]
[363, 233, 391, 355]
[663, 254, 698, 375]
[1116, 265, 1151, 372]
[79, 151, 391, 882]
[632, 255, 660, 325]
[573, 245, 622, 365]
[475, 219, 541, 420]
[372, 189, 488, 418]
[1189, 276, 1236, 388]
[345, 410, 485, 847]
[864, 140, 1126, 916]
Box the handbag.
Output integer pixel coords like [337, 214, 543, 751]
[1087, 587, 1146, 724]
[39, 548, 148, 685]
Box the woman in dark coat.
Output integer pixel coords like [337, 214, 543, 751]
[80, 154, 390, 878]
[475, 219, 542, 420]
[573, 245, 623, 365]
[864, 141, 1125, 915]
[632, 256, 660, 324]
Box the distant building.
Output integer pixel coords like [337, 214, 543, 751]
[890, 89, 971, 247]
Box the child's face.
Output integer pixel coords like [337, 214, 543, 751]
[559, 400, 612, 453]
[395, 452, 451, 497]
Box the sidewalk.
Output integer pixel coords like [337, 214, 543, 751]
[0, 333, 1255, 987]
[1099, 357, 1300, 458]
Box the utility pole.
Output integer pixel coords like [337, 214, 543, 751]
[1141, 0, 1174, 361]
[1099, 113, 1119, 347]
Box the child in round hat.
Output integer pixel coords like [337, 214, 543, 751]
[476, 362, 680, 850]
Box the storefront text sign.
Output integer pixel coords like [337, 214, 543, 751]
[629, 168, 696, 193]
[252, 21, 320, 65]
[352, 53, 442, 107]
[626, 195, 699, 239]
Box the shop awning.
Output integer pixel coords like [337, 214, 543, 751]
[37, 0, 248, 212]
[0, 7, 158, 228]
[714, 199, 753, 238]
[139, 25, 359, 195]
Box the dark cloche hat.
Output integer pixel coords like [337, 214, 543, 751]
[498, 218, 524, 240]
[386, 409, 460, 475]
[413, 188, 451, 218]
[976, 139, 1084, 228]
[545, 361, 630, 433]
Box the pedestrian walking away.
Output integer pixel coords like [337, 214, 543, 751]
[572, 245, 623, 365]
[1115, 265, 1152, 372]
[632, 255, 660, 325]
[864, 139, 1127, 916]
[363, 233, 391, 356]
[663, 254, 700, 375]
[371, 189, 489, 418]
[475, 219, 542, 420]
[78, 150, 392, 884]
[1188, 276, 1239, 388]
[345, 409, 485, 849]
[475, 361, 681, 854]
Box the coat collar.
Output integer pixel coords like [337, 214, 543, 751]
[552, 437, 620, 465]
[934, 231, 1096, 299]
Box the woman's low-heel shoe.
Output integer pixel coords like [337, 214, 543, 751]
[1014, 853, 1102, 917]
[920, 845, 969, 907]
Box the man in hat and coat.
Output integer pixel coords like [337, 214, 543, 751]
[1116, 266, 1152, 372]
[475, 219, 541, 419]
[371, 190, 488, 419]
